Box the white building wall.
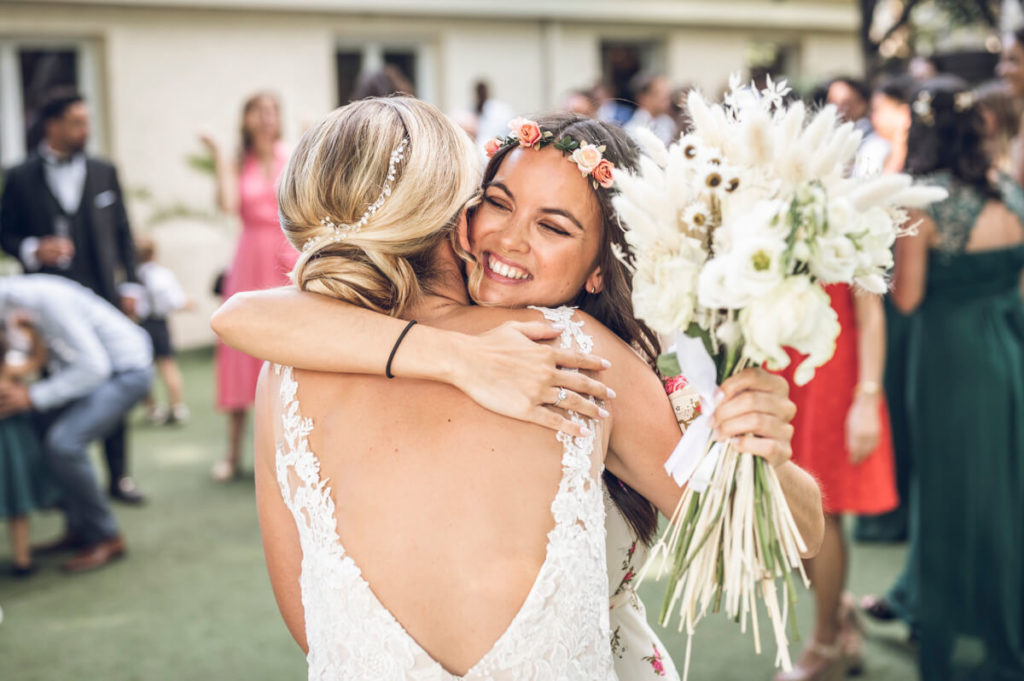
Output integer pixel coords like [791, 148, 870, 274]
[548, 26, 603, 108]
[440, 20, 546, 115]
[0, 1, 859, 348]
[666, 29, 751, 94]
[800, 33, 863, 84]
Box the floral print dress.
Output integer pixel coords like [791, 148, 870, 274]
[605, 486, 681, 680]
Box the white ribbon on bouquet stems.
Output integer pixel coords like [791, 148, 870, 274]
[662, 332, 725, 492]
[639, 332, 810, 681]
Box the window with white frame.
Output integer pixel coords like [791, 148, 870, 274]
[0, 38, 105, 170]
[335, 40, 435, 105]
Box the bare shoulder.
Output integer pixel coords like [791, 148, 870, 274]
[452, 305, 634, 353]
[569, 309, 651, 372]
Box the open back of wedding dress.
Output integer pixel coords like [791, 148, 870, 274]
[272, 307, 617, 680]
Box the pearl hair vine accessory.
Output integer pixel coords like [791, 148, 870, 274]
[484, 117, 616, 189]
[302, 135, 410, 253]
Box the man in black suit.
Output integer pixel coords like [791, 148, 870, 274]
[0, 89, 147, 504]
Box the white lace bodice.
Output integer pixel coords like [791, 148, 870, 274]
[273, 306, 616, 681]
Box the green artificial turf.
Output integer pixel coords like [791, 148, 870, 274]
[0, 348, 918, 680]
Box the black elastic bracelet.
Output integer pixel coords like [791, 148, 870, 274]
[385, 319, 418, 379]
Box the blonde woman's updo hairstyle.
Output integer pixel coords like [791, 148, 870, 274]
[279, 96, 480, 316]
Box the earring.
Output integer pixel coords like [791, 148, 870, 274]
[589, 286, 597, 294]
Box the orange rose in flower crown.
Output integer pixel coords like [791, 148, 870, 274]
[591, 159, 615, 189]
[484, 137, 502, 158]
[510, 117, 543, 148]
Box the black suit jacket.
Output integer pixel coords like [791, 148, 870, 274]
[0, 154, 137, 303]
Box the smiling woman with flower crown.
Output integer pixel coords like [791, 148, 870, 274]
[215, 105, 824, 680]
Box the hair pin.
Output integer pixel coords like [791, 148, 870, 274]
[913, 91, 935, 126]
[954, 91, 975, 113]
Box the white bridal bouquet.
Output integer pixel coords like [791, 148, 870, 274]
[614, 75, 945, 677]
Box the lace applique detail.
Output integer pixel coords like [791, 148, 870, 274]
[923, 171, 1024, 256]
[271, 307, 615, 681]
[530, 305, 594, 355]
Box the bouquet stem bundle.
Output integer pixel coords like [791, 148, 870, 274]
[643, 360, 809, 681]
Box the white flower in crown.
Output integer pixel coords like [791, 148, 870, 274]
[569, 141, 606, 175]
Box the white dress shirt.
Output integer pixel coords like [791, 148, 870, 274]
[19, 143, 87, 272]
[624, 108, 678, 146]
[0, 275, 152, 411]
[135, 262, 187, 319]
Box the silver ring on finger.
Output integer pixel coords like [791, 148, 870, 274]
[552, 387, 568, 408]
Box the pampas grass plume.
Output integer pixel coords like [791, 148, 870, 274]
[630, 126, 670, 168]
[847, 174, 912, 211]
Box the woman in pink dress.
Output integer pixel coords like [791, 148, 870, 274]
[200, 92, 297, 481]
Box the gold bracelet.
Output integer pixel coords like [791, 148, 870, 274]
[854, 380, 882, 397]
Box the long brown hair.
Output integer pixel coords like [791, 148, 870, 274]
[466, 112, 663, 544]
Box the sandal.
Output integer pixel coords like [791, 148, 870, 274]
[772, 640, 847, 681]
[859, 594, 898, 622]
[211, 459, 240, 483]
[840, 593, 865, 675]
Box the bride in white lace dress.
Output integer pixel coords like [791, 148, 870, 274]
[237, 99, 824, 681]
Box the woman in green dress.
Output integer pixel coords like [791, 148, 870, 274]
[890, 75, 1024, 680]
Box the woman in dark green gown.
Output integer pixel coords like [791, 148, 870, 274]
[891, 77, 1024, 681]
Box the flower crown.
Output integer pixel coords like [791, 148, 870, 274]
[484, 118, 615, 189]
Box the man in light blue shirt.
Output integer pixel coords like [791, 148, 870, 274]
[0, 274, 152, 572]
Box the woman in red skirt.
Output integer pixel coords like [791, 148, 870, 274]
[775, 284, 898, 681]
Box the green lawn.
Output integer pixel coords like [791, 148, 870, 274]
[0, 349, 918, 680]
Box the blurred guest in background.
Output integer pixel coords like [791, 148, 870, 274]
[595, 80, 633, 126]
[351, 64, 415, 101]
[974, 80, 1021, 175]
[774, 285, 898, 681]
[998, 28, 1024, 186]
[0, 313, 58, 577]
[625, 72, 677, 145]
[828, 77, 890, 176]
[0, 89, 145, 505]
[866, 76, 1024, 680]
[199, 92, 296, 482]
[471, 80, 515, 147]
[0, 275, 152, 573]
[854, 75, 915, 545]
[869, 75, 914, 175]
[907, 55, 939, 81]
[561, 88, 599, 118]
[134, 235, 190, 426]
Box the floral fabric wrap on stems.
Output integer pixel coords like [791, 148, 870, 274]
[616, 74, 947, 680]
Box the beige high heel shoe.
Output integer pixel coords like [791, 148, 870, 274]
[211, 458, 241, 483]
[772, 640, 848, 681]
[839, 592, 865, 675]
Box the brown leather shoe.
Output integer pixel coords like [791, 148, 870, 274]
[32, 533, 88, 555]
[62, 536, 126, 573]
